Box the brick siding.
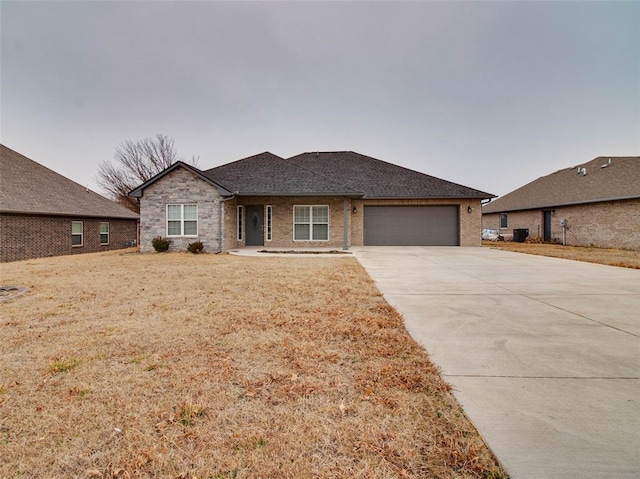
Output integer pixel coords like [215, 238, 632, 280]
[139, 166, 223, 253]
[224, 197, 483, 249]
[482, 198, 640, 250]
[223, 196, 348, 250]
[351, 198, 483, 247]
[0, 214, 138, 263]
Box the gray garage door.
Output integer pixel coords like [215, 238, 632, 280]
[364, 205, 459, 246]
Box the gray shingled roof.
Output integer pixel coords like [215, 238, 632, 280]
[1, 144, 139, 219]
[202, 151, 492, 199]
[483, 156, 640, 214]
[203, 152, 364, 196]
[288, 151, 494, 199]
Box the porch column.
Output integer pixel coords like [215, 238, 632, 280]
[343, 197, 349, 251]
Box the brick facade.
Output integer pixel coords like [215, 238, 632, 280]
[0, 214, 138, 263]
[221, 197, 483, 249]
[222, 196, 349, 250]
[138, 168, 486, 252]
[482, 198, 640, 250]
[139, 166, 224, 253]
[350, 198, 483, 247]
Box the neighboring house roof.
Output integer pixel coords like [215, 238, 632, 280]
[288, 151, 494, 199]
[0, 144, 139, 219]
[483, 156, 640, 214]
[129, 161, 233, 198]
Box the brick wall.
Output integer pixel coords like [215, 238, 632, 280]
[139, 166, 223, 253]
[351, 198, 483, 247]
[0, 214, 138, 263]
[223, 196, 348, 250]
[482, 198, 640, 250]
[223, 197, 484, 249]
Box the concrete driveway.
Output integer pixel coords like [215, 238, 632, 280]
[352, 247, 640, 479]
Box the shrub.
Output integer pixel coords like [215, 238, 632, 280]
[187, 240, 204, 254]
[151, 236, 171, 252]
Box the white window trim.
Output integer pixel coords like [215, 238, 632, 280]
[72, 221, 83, 247]
[266, 205, 272, 242]
[166, 204, 198, 237]
[293, 205, 329, 242]
[100, 221, 110, 245]
[237, 205, 244, 241]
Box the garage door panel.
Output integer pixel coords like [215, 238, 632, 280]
[364, 206, 459, 246]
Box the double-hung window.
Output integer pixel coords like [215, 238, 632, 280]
[100, 222, 110, 245]
[167, 204, 198, 236]
[500, 213, 508, 229]
[71, 221, 83, 246]
[294, 205, 329, 241]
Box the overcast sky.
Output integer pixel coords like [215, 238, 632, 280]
[2, 0, 639, 198]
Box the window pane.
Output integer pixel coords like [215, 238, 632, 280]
[294, 224, 310, 240]
[312, 206, 328, 223]
[184, 220, 197, 236]
[72, 235, 82, 246]
[100, 222, 109, 234]
[168, 221, 181, 236]
[183, 205, 197, 220]
[312, 224, 328, 240]
[72, 222, 82, 234]
[100, 234, 109, 244]
[167, 205, 181, 220]
[294, 206, 310, 223]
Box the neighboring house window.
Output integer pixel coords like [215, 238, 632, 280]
[294, 205, 329, 241]
[237, 205, 244, 241]
[100, 222, 110, 245]
[266, 205, 272, 241]
[72, 221, 83, 246]
[500, 214, 508, 229]
[167, 204, 198, 236]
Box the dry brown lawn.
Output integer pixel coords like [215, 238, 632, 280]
[483, 241, 640, 269]
[0, 250, 506, 479]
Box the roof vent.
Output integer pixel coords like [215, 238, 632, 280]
[601, 158, 611, 168]
[580, 167, 587, 176]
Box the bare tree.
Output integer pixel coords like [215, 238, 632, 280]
[97, 134, 197, 212]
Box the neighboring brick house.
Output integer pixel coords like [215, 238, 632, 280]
[129, 151, 494, 252]
[482, 156, 640, 250]
[0, 144, 139, 263]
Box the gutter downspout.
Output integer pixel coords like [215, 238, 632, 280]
[219, 195, 236, 253]
[343, 197, 349, 251]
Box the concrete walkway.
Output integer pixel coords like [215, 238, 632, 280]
[352, 247, 640, 479]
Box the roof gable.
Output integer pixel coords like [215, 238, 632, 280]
[128, 161, 232, 198]
[0, 145, 139, 219]
[483, 156, 640, 214]
[288, 151, 494, 199]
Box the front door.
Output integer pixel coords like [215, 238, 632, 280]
[543, 210, 552, 242]
[245, 205, 264, 246]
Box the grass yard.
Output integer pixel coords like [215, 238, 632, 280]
[483, 241, 640, 269]
[0, 250, 506, 479]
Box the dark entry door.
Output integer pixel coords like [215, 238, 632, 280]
[245, 205, 264, 246]
[543, 211, 552, 242]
